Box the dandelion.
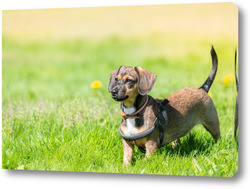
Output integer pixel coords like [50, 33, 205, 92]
[223, 74, 234, 86]
[208, 92, 212, 98]
[91, 80, 102, 89]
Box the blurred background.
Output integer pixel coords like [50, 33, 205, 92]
[2, 3, 238, 104]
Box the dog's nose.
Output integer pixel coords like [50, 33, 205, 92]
[111, 87, 119, 95]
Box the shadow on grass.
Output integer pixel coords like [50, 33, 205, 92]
[120, 130, 229, 166]
[158, 132, 217, 157]
[129, 132, 217, 166]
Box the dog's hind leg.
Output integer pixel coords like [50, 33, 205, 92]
[202, 121, 220, 140]
[171, 138, 181, 148]
[201, 107, 220, 140]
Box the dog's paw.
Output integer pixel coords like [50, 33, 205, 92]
[123, 160, 132, 167]
[171, 138, 181, 148]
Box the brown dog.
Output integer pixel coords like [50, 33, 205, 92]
[108, 46, 220, 165]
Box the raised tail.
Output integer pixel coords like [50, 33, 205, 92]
[200, 46, 218, 93]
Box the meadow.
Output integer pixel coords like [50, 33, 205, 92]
[1, 2, 238, 178]
[2, 34, 238, 176]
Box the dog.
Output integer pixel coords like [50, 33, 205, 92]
[108, 46, 220, 165]
[234, 49, 238, 138]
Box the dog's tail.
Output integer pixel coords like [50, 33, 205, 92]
[235, 48, 238, 91]
[200, 46, 218, 93]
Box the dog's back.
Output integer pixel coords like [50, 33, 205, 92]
[162, 47, 220, 144]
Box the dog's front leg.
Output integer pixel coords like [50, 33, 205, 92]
[122, 139, 134, 166]
[145, 140, 158, 158]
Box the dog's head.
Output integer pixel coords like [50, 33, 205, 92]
[108, 66, 157, 102]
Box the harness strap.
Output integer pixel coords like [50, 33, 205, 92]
[119, 98, 169, 153]
[158, 98, 169, 147]
[120, 95, 149, 120]
[119, 117, 158, 141]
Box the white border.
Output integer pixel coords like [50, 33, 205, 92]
[1, 0, 249, 189]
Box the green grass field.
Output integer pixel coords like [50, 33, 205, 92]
[2, 34, 238, 176]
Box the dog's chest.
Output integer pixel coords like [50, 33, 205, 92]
[123, 107, 138, 135]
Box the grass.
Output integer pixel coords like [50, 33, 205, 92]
[2, 34, 238, 176]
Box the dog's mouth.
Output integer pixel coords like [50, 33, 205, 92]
[112, 95, 129, 101]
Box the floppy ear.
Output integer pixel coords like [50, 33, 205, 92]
[108, 66, 124, 92]
[134, 67, 157, 95]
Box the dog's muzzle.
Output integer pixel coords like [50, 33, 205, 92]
[111, 86, 119, 96]
[110, 86, 128, 101]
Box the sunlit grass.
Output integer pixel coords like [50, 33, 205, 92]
[2, 35, 238, 176]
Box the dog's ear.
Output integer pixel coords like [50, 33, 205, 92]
[134, 67, 157, 95]
[108, 66, 124, 92]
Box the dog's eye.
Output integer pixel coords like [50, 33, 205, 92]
[126, 79, 133, 83]
[115, 77, 118, 81]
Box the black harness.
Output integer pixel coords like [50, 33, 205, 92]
[119, 98, 169, 153]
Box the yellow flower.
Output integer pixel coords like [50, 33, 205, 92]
[208, 92, 212, 98]
[91, 80, 102, 89]
[223, 74, 234, 86]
